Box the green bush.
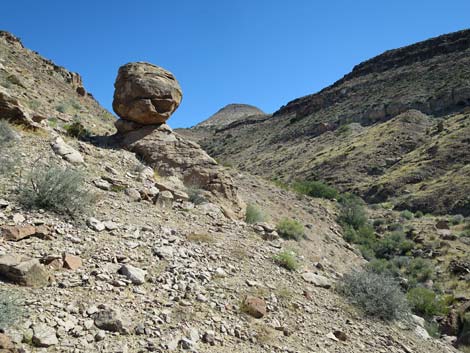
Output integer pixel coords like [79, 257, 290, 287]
[0, 121, 19, 176]
[19, 163, 94, 216]
[276, 218, 305, 240]
[415, 210, 424, 218]
[400, 210, 414, 220]
[404, 258, 434, 286]
[64, 120, 90, 139]
[245, 203, 266, 224]
[0, 290, 23, 329]
[187, 187, 207, 205]
[338, 193, 367, 230]
[373, 231, 415, 259]
[292, 180, 338, 200]
[273, 250, 299, 271]
[338, 270, 409, 321]
[407, 287, 449, 319]
[366, 258, 400, 278]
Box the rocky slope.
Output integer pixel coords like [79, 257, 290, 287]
[0, 30, 460, 353]
[179, 29, 470, 216]
[196, 104, 266, 128]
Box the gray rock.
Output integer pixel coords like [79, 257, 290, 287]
[0, 254, 50, 287]
[93, 308, 130, 334]
[87, 217, 105, 232]
[119, 264, 146, 285]
[50, 137, 84, 164]
[156, 190, 174, 208]
[32, 324, 58, 347]
[301, 272, 332, 288]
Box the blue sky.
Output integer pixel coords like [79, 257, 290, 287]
[1, 1, 469, 127]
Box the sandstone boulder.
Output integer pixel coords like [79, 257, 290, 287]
[113, 62, 182, 125]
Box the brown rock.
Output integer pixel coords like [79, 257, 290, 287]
[0, 254, 50, 286]
[0, 333, 15, 349]
[0, 225, 36, 241]
[63, 254, 82, 270]
[436, 220, 449, 230]
[113, 62, 182, 125]
[242, 296, 267, 318]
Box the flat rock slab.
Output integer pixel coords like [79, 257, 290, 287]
[1, 225, 36, 241]
[33, 324, 58, 347]
[302, 272, 333, 288]
[0, 254, 50, 287]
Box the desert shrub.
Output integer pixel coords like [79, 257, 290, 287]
[19, 163, 94, 216]
[273, 250, 299, 271]
[245, 203, 266, 224]
[187, 187, 207, 205]
[64, 120, 90, 139]
[372, 218, 386, 228]
[407, 287, 449, 319]
[404, 258, 434, 286]
[415, 210, 424, 218]
[400, 210, 414, 220]
[366, 258, 400, 278]
[373, 231, 415, 259]
[0, 290, 23, 329]
[276, 218, 304, 240]
[292, 180, 338, 200]
[0, 120, 16, 145]
[451, 214, 464, 225]
[424, 321, 440, 338]
[388, 222, 403, 232]
[56, 104, 67, 113]
[338, 270, 409, 321]
[338, 193, 367, 230]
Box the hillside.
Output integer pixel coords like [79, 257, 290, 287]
[196, 104, 265, 127]
[0, 30, 467, 353]
[180, 29, 470, 216]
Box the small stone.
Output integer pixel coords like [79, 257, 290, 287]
[32, 324, 58, 347]
[202, 330, 215, 345]
[87, 217, 105, 232]
[93, 308, 129, 333]
[242, 296, 267, 318]
[333, 330, 348, 341]
[12, 213, 25, 224]
[63, 254, 82, 270]
[94, 330, 106, 342]
[326, 331, 339, 342]
[103, 220, 119, 231]
[0, 333, 15, 349]
[156, 191, 174, 208]
[118, 264, 146, 285]
[125, 188, 141, 202]
[94, 179, 112, 191]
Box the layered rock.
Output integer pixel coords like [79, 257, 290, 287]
[113, 62, 182, 125]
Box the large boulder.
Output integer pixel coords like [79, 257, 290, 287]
[113, 62, 182, 125]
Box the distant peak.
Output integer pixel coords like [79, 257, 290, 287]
[196, 104, 265, 127]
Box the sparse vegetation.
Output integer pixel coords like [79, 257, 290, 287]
[64, 119, 90, 139]
[292, 180, 339, 200]
[338, 270, 409, 321]
[338, 193, 368, 230]
[273, 250, 300, 271]
[245, 203, 266, 224]
[407, 287, 450, 319]
[187, 187, 207, 205]
[0, 290, 23, 329]
[276, 218, 304, 240]
[187, 233, 214, 243]
[19, 162, 94, 216]
[400, 210, 414, 220]
[0, 120, 19, 176]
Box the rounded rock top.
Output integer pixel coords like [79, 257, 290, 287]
[112, 62, 182, 125]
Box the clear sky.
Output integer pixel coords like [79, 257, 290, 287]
[1, 1, 469, 127]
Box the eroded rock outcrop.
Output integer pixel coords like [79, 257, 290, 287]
[113, 62, 182, 125]
[113, 63, 244, 217]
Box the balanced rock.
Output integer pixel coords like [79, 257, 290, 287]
[113, 62, 182, 125]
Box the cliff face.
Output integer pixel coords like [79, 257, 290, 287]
[187, 29, 470, 215]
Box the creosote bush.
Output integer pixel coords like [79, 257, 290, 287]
[338, 193, 368, 230]
[245, 203, 266, 224]
[400, 210, 414, 220]
[276, 218, 305, 240]
[338, 270, 409, 321]
[273, 250, 299, 271]
[19, 163, 94, 216]
[64, 120, 90, 139]
[292, 180, 338, 200]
